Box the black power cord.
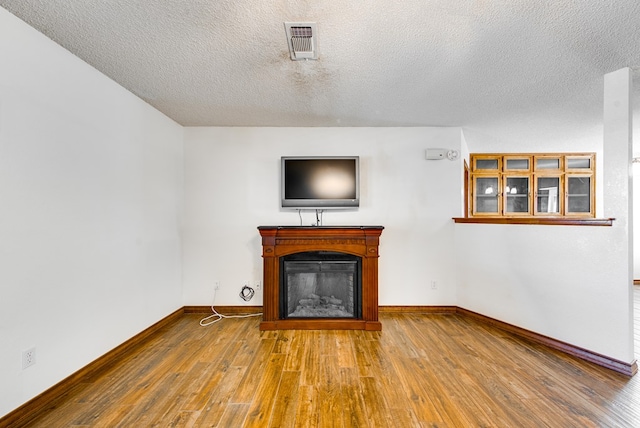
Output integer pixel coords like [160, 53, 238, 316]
[239, 285, 255, 301]
[200, 286, 262, 326]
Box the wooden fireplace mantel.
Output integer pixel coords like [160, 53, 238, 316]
[258, 226, 384, 331]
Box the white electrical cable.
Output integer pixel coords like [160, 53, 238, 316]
[200, 287, 262, 326]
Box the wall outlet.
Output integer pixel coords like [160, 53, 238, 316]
[214, 281, 220, 290]
[22, 347, 36, 369]
[431, 280, 438, 290]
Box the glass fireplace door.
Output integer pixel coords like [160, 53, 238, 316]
[280, 251, 361, 319]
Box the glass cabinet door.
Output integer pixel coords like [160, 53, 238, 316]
[534, 156, 562, 172]
[504, 156, 531, 172]
[566, 155, 593, 171]
[535, 176, 561, 215]
[473, 176, 500, 215]
[504, 176, 530, 215]
[566, 176, 592, 215]
[472, 156, 501, 172]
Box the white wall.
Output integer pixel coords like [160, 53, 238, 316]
[454, 70, 634, 365]
[182, 127, 463, 307]
[0, 9, 184, 418]
[634, 164, 640, 278]
[455, 224, 631, 361]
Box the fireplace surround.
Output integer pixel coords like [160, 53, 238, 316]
[258, 226, 383, 331]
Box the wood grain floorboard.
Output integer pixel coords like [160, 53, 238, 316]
[293, 384, 318, 428]
[14, 289, 640, 427]
[268, 370, 300, 428]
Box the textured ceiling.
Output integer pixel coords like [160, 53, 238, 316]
[1, 1, 639, 150]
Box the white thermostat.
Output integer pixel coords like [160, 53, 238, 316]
[426, 149, 459, 161]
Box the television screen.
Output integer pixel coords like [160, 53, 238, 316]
[281, 156, 360, 209]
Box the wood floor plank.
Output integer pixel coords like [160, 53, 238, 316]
[300, 331, 322, 386]
[243, 354, 286, 427]
[272, 329, 295, 354]
[316, 355, 344, 428]
[146, 361, 212, 425]
[92, 405, 135, 428]
[179, 360, 233, 411]
[352, 333, 375, 378]
[359, 331, 415, 420]
[163, 410, 200, 428]
[231, 337, 277, 403]
[13, 287, 640, 428]
[283, 330, 309, 372]
[111, 372, 183, 426]
[334, 330, 356, 368]
[339, 368, 369, 428]
[387, 407, 421, 428]
[359, 376, 391, 428]
[293, 385, 318, 428]
[192, 365, 246, 427]
[229, 319, 265, 368]
[268, 370, 301, 428]
[179, 317, 260, 412]
[217, 403, 250, 428]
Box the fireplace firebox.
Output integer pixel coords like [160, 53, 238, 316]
[280, 251, 362, 320]
[258, 226, 383, 331]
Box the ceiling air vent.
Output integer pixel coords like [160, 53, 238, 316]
[284, 22, 318, 61]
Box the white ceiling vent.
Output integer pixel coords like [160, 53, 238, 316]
[284, 22, 318, 61]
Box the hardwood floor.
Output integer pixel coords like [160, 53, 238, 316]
[15, 289, 640, 428]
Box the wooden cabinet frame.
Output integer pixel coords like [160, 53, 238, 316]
[468, 153, 595, 218]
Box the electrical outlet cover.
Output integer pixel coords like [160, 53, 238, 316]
[22, 347, 36, 369]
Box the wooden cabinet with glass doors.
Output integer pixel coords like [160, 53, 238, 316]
[469, 153, 594, 218]
[564, 155, 594, 215]
[471, 155, 501, 215]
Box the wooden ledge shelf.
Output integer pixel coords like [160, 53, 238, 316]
[452, 217, 614, 226]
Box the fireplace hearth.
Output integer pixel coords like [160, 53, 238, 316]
[258, 226, 383, 331]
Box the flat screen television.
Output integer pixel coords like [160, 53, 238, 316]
[281, 156, 360, 209]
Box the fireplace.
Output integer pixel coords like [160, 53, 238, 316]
[258, 226, 383, 331]
[280, 251, 362, 319]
